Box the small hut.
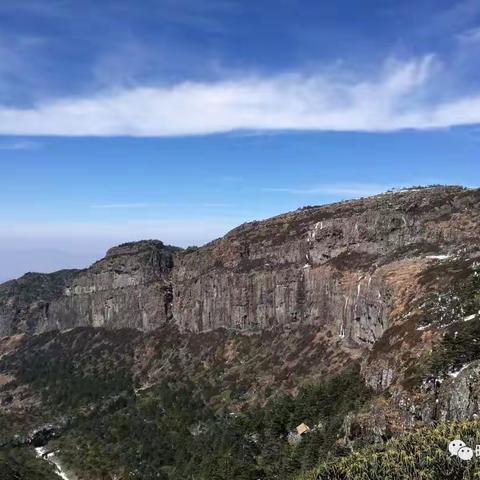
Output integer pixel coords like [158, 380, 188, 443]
[296, 423, 310, 436]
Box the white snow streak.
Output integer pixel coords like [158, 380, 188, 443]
[35, 447, 74, 480]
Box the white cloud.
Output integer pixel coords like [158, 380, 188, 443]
[263, 183, 390, 197]
[0, 139, 41, 150]
[457, 27, 480, 43]
[90, 203, 153, 209]
[1, 55, 480, 136]
[0, 218, 242, 246]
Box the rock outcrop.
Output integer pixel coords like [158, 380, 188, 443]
[0, 186, 479, 346]
[173, 186, 479, 349]
[0, 269, 79, 337]
[0, 240, 179, 335]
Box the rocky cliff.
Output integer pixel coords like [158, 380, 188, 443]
[0, 240, 179, 336]
[1, 186, 478, 344]
[0, 269, 79, 337]
[173, 186, 479, 345]
[0, 185, 480, 480]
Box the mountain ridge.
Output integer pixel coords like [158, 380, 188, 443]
[1, 185, 478, 338]
[1, 184, 480, 479]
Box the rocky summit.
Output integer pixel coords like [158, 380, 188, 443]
[0, 240, 180, 336]
[1, 185, 480, 480]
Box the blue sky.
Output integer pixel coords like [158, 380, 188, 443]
[0, 0, 479, 280]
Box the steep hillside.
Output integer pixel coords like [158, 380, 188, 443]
[173, 186, 479, 343]
[0, 240, 179, 336]
[297, 419, 480, 480]
[0, 325, 372, 480]
[0, 324, 360, 423]
[0, 269, 79, 337]
[1, 186, 478, 343]
[0, 185, 479, 479]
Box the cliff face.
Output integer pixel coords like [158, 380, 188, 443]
[0, 185, 480, 477]
[0, 186, 479, 345]
[0, 269, 79, 337]
[0, 240, 179, 335]
[173, 186, 479, 348]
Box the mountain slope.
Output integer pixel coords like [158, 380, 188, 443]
[0, 240, 179, 335]
[173, 185, 479, 340]
[2, 186, 478, 342]
[0, 185, 479, 479]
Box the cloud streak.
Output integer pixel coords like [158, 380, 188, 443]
[263, 183, 391, 197]
[0, 218, 242, 250]
[1, 55, 480, 136]
[457, 27, 480, 43]
[89, 202, 232, 209]
[0, 139, 41, 150]
[90, 202, 153, 209]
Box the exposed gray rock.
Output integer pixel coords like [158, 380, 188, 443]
[0, 186, 479, 346]
[0, 240, 179, 335]
[437, 362, 480, 421]
[173, 186, 479, 349]
[343, 406, 389, 447]
[0, 270, 79, 337]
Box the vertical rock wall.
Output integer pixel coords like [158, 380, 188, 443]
[1, 187, 479, 342]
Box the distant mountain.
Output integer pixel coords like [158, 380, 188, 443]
[0, 185, 479, 479]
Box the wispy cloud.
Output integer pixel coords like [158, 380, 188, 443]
[0, 55, 480, 136]
[90, 202, 153, 209]
[263, 183, 390, 197]
[200, 202, 232, 208]
[0, 217, 243, 248]
[0, 139, 41, 150]
[457, 26, 480, 43]
[89, 201, 232, 209]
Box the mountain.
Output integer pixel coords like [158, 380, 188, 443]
[0, 240, 179, 336]
[0, 185, 479, 479]
[3, 186, 478, 338]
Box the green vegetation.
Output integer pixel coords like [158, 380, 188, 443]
[0, 325, 372, 480]
[409, 262, 480, 377]
[0, 413, 61, 480]
[430, 317, 480, 376]
[0, 448, 61, 480]
[298, 420, 480, 480]
[0, 269, 78, 304]
[10, 327, 137, 409]
[423, 265, 480, 377]
[43, 366, 370, 480]
[18, 352, 132, 408]
[418, 263, 480, 331]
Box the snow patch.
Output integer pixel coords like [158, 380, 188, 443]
[395, 188, 422, 193]
[35, 447, 74, 480]
[448, 363, 471, 379]
[416, 324, 429, 331]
